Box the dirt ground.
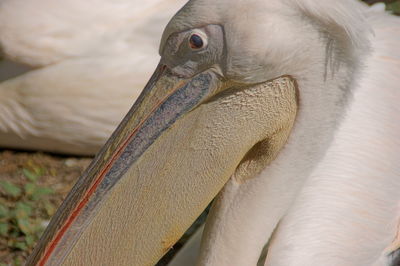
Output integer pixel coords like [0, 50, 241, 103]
[0, 150, 91, 265]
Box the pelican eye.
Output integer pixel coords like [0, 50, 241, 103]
[189, 34, 204, 49]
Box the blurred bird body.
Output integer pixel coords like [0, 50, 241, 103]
[0, 0, 187, 155]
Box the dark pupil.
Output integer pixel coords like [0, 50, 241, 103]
[190, 34, 203, 49]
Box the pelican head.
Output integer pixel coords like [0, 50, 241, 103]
[28, 0, 374, 265]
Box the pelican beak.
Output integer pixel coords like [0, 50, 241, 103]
[28, 62, 298, 265]
[27, 64, 227, 266]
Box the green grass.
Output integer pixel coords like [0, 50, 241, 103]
[0, 167, 55, 265]
[386, 1, 400, 14]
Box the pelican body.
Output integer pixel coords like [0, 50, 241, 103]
[27, 0, 400, 265]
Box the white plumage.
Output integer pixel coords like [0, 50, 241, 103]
[0, 0, 187, 155]
[167, 2, 400, 266]
[265, 6, 400, 265]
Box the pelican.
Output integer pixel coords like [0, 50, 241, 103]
[0, 0, 187, 155]
[27, 0, 400, 265]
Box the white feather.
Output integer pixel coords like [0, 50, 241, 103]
[0, 0, 188, 155]
[166, 2, 400, 266]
